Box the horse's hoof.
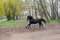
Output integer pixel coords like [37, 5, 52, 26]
[27, 27, 30, 29]
[26, 27, 27, 28]
[26, 27, 29, 29]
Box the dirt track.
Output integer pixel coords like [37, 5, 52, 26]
[0, 23, 60, 40]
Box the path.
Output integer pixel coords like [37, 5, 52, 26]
[0, 23, 60, 40]
[9, 29, 60, 40]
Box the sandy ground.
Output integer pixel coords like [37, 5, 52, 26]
[0, 23, 60, 40]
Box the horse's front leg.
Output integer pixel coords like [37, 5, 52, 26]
[26, 24, 31, 29]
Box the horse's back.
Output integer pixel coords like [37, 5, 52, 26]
[30, 19, 41, 24]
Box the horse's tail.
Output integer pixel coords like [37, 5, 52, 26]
[42, 19, 46, 23]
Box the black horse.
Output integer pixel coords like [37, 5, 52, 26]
[26, 15, 46, 29]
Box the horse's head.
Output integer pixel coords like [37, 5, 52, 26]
[27, 15, 33, 21]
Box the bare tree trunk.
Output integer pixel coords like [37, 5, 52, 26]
[31, 3, 34, 16]
[39, 0, 49, 22]
[37, 0, 43, 18]
[6, 11, 11, 20]
[55, 0, 59, 19]
[35, 9, 37, 19]
[28, 4, 31, 15]
[51, 0, 57, 19]
[33, 0, 38, 19]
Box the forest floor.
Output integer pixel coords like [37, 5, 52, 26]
[0, 23, 60, 40]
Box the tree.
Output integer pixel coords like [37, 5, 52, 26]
[2, 0, 28, 20]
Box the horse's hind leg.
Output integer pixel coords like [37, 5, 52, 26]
[39, 23, 41, 28]
[26, 24, 31, 29]
[41, 24, 45, 29]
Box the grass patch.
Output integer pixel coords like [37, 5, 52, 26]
[0, 18, 60, 27]
[0, 19, 27, 27]
[49, 19, 60, 23]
